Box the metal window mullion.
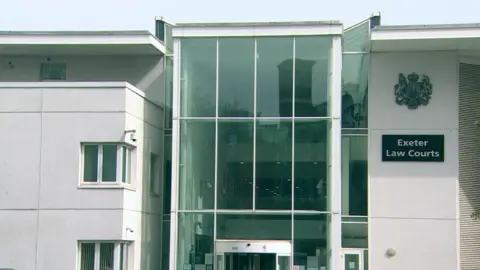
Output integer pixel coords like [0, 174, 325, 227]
[116, 145, 122, 184]
[329, 36, 343, 270]
[98, 145, 103, 183]
[77, 243, 82, 270]
[252, 37, 258, 211]
[213, 37, 219, 251]
[169, 37, 181, 270]
[94, 243, 100, 270]
[290, 36, 296, 270]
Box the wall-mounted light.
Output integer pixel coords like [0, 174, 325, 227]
[124, 129, 137, 142]
[385, 248, 396, 258]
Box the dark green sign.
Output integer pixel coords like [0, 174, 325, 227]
[382, 135, 444, 162]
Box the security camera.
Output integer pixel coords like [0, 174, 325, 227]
[130, 132, 137, 142]
[125, 129, 137, 142]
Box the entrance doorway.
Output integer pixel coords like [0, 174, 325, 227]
[341, 249, 365, 270]
[216, 240, 291, 270]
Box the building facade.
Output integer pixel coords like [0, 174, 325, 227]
[1, 13, 480, 270]
[0, 31, 168, 270]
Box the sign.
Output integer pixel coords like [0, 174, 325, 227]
[382, 134, 444, 162]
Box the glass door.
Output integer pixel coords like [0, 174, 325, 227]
[276, 253, 290, 270]
[341, 249, 363, 270]
[216, 252, 225, 270]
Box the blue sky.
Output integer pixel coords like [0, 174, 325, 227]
[1, 0, 479, 32]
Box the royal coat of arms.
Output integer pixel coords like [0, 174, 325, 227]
[394, 72, 433, 109]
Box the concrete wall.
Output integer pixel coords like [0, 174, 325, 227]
[0, 55, 165, 105]
[369, 51, 459, 270]
[0, 82, 164, 270]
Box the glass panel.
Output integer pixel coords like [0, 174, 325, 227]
[344, 20, 370, 52]
[217, 119, 254, 209]
[344, 254, 360, 270]
[80, 243, 95, 270]
[255, 119, 292, 210]
[165, 56, 173, 129]
[277, 255, 290, 270]
[363, 250, 369, 270]
[162, 215, 171, 270]
[216, 254, 225, 270]
[342, 222, 368, 248]
[294, 36, 332, 117]
[341, 136, 368, 216]
[178, 120, 215, 210]
[180, 38, 217, 117]
[177, 213, 214, 270]
[256, 37, 294, 117]
[217, 213, 291, 240]
[293, 214, 328, 269]
[218, 38, 255, 117]
[342, 55, 369, 128]
[163, 135, 172, 213]
[150, 153, 159, 193]
[99, 243, 115, 270]
[294, 119, 329, 211]
[83, 145, 98, 182]
[102, 145, 117, 182]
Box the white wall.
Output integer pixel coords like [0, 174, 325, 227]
[0, 55, 165, 105]
[0, 82, 164, 270]
[369, 51, 459, 270]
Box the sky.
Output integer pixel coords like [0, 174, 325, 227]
[1, 0, 480, 32]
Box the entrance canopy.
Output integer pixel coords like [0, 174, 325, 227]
[371, 23, 480, 52]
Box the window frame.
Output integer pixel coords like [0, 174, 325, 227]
[77, 241, 130, 270]
[80, 143, 134, 187]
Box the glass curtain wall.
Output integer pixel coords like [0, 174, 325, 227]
[174, 35, 339, 270]
[341, 18, 371, 254]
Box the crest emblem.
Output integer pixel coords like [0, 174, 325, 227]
[394, 72, 432, 109]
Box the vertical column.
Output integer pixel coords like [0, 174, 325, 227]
[169, 38, 181, 270]
[328, 35, 343, 270]
[341, 137, 350, 214]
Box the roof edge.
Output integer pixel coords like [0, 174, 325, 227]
[174, 20, 342, 27]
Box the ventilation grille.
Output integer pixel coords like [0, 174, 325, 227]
[459, 63, 480, 269]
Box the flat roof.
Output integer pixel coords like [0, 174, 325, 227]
[172, 20, 343, 37]
[371, 23, 480, 52]
[0, 30, 165, 55]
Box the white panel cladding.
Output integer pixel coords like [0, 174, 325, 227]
[0, 82, 164, 270]
[458, 62, 480, 269]
[369, 51, 459, 270]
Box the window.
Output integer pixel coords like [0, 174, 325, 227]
[82, 144, 133, 185]
[40, 63, 66, 81]
[150, 153, 161, 196]
[78, 242, 129, 270]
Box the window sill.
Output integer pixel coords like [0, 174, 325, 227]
[78, 183, 136, 192]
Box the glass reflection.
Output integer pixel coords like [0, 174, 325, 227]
[256, 37, 294, 117]
[293, 214, 328, 269]
[178, 120, 215, 210]
[341, 136, 368, 216]
[342, 219, 368, 248]
[255, 119, 292, 210]
[217, 119, 254, 209]
[218, 38, 255, 117]
[342, 54, 369, 128]
[294, 36, 332, 117]
[180, 38, 217, 117]
[294, 119, 329, 211]
[217, 214, 291, 240]
[177, 213, 214, 270]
